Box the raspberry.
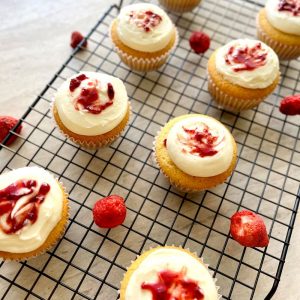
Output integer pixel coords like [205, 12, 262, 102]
[93, 195, 126, 228]
[230, 210, 269, 248]
[70, 31, 88, 49]
[0, 116, 22, 146]
[279, 94, 300, 116]
[189, 31, 210, 54]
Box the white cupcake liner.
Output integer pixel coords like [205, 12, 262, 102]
[207, 73, 267, 112]
[0, 171, 69, 262]
[110, 23, 179, 72]
[158, 0, 202, 13]
[256, 15, 300, 60]
[51, 101, 131, 150]
[119, 245, 222, 299]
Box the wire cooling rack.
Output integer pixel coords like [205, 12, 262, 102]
[1, 0, 300, 299]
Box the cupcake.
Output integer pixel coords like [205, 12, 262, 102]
[52, 72, 130, 148]
[110, 3, 178, 72]
[154, 114, 237, 192]
[257, 0, 300, 60]
[120, 246, 219, 300]
[158, 0, 202, 13]
[0, 167, 69, 260]
[207, 39, 280, 111]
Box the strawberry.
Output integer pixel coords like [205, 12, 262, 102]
[279, 94, 300, 116]
[70, 31, 88, 49]
[93, 195, 126, 228]
[0, 116, 22, 146]
[189, 31, 210, 54]
[230, 210, 269, 248]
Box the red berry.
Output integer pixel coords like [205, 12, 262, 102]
[0, 116, 22, 146]
[70, 31, 88, 49]
[279, 94, 300, 116]
[189, 31, 210, 54]
[230, 210, 269, 248]
[93, 195, 126, 228]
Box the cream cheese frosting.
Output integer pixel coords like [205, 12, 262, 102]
[0, 167, 63, 253]
[166, 116, 234, 177]
[54, 72, 128, 136]
[116, 3, 174, 52]
[266, 0, 300, 35]
[125, 248, 218, 300]
[215, 39, 279, 89]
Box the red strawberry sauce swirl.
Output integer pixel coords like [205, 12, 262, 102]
[0, 179, 50, 234]
[225, 42, 268, 72]
[278, 0, 300, 16]
[129, 10, 162, 32]
[141, 268, 204, 300]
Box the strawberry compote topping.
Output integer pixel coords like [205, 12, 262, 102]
[129, 10, 162, 32]
[141, 268, 204, 300]
[225, 43, 268, 72]
[178, 124, 222, 158]
[278, 0, 300, 16]
[0, 179, 50, 234]
[69, 74, 115, 115]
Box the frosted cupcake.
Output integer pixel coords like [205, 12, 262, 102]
[120, 246, 219, 300]
[110, 3, 178, 72]
[158, 0, 202, 13]
[207, 39, 280, 111]
[154, 114, 237, 192]
[0, 167, 69, 261]
[52, 72, 130, 148]
[257, 0, 300, 60]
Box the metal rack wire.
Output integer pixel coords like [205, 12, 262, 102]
[0, 0, 300, 299]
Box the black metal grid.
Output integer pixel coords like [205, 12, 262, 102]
[0, 0, 300, 299]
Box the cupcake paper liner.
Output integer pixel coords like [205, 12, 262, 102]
[207, 74, 267, 112]
[110, 24, 179, 72]
[51, 101, 131, 150]
[119, 245, 221, 300]
[256, 16, 300, 61]
[158, 0, 202, 13]
[0, 175, 69, 262]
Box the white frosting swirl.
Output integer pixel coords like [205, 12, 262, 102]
[166, 116, 234, 177]
[54, 72, 128, 136]
[266, 0, 300, 35]
[215, 39, 279, 89]
[125, 248, 218, 300]
[0, 167, 64, 253]
[116, 3, 174, 52]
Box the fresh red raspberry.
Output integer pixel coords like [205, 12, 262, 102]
[93, 195, 126, 228]
[70, 31, 88, 49]
[279, 94, 300, 116]
[189, 31, 210, 54]
[0, 116, 22, 146]
[230, 210, 269, 248]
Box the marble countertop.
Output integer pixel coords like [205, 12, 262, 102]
[0, 0, 299, 299]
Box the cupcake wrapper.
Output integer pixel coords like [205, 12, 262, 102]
[256, 16, 300, 60]
[51, 101, 131, 150]
[119, 245, 222, 299]
[110, 26, 179, 72]
[0, 176, 69, 261]
[153, 129, 207, 193]
[158, 0, 201, 13]
[207, 74, 266, 112]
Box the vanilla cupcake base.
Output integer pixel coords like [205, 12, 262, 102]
[257, 9, 300, 60]
[0, 181, 69, 261]
[110, 20, 178, 72]
[120, 246, 220, 300]
[52, 103, 130, 149]
[207, 50, 280, 112]
[158, 0, 202, 12]
[154, 115, 237, 193]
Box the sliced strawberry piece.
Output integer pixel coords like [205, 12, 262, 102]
[230, 210, 269, 248]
